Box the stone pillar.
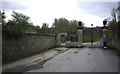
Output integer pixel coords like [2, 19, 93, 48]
[102, 26, 107, 35]
[77, 28, 83, 47]
[102, 20, 107, 35]
[57, 36, 61, 47]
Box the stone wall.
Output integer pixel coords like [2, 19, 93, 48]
[2, 33, 56, 64]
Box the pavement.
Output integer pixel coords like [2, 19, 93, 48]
[2, 42, 119, 73]
[2, 47, 68, 72]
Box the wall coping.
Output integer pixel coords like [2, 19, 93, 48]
[26, 33, 56, 37]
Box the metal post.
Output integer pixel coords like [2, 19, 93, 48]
[91, 24, 93, 48]
[100, 28, 103, 48]
[83, 30, 84, 43]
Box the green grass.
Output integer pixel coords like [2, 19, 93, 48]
[61, 40, 66, 43]
[83, 36, 102, 43]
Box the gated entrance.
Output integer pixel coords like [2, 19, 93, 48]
[57, 21, 107, 48]
[57, 29, 83, 48]
[57, 33, 67, 47]
[57, 32, 79, 47]
[83, 27, 103, 48]
[66, 31, 78, 47]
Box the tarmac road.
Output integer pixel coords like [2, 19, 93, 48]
[25, 47, 118, 72]
[2, 43, 118, 73]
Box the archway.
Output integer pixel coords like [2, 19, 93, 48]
[57, 33, 67, 47]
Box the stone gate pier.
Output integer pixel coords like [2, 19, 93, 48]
[56, 22, 83, 48]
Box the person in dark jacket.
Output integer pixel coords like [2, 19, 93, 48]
[102, 34, 108, 48]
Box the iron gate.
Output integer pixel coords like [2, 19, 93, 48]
[83, 27, 103, 48]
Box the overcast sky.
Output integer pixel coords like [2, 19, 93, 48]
[1, 0, 119, 27]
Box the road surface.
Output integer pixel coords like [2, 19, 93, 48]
[25, 48, 118, 72]
[2, 46, 118, 73]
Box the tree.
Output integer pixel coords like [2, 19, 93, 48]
[111, 8, 117, 22]
[26, 23, 36, 33]
[58, 18, 70, 32]
[117, 4, 120, 38]
[52, 18, 85, 34]
[52, 18, 70, 34]
[1, 10, 6, 25]
[35, 25, 40, 33]
[1, 10, 6, 31]
[4, 11, 33, 34]
[11, 11, 30, 23]
[108, 8, 118, 36]
[52, 18, 58, 34]
[40, 23, 49, 33]
[107, 6, 120, 47]
[69, 20, 79, 31]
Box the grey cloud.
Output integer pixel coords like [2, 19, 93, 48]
[77, 2, 118, 18]
[2, 2, 28, 10]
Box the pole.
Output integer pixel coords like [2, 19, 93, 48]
[91, 24, 93, 48]
[100, 28, 103, 48]
[83, 30, 84, 43]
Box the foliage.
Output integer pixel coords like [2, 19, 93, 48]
[1, 10, 6, 25]
[3, 11, 31, 33]
[107, 5, 120, 48]
[52, 18, 81, 34]
[40, 23, 49, 33]
[69, 20, 79, 31]
[34, 25, 40, 33]
[83, 27, 102, 43]
[2, 11, 42, 36]
[107, 7, 120, 37]
[52, 18, 70, 34]
[2, 11, 84, 35]
[108, 20, 118, 36]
